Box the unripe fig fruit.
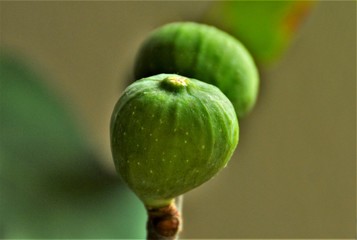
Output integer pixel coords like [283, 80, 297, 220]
[110, 74, 239, 208]
[134, 22, 259, 118]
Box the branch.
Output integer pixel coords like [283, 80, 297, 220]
[146, 201, 181, 240]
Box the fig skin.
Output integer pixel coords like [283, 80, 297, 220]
[110, 74, 239, 208]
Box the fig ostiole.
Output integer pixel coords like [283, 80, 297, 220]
[110, 74, 239, 210]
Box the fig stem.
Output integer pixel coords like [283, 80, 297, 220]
[146, 200, 182, 240]
[175, 195, 184, 235]
[175, 195, 183, 218]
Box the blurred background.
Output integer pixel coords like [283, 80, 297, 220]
[0, 1, 355, 239]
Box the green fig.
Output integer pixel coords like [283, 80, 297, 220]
[110, 74, 239, 208]
[134, 22, 259, 118]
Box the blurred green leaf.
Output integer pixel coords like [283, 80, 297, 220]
[0, 51, 146, 238]
[203, 1, 315, 65]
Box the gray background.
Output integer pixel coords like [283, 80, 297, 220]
[1, 1, 355, 238]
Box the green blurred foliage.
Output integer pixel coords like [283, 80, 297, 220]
[203, 1, 315, 65]
[0, 51, 146, 238]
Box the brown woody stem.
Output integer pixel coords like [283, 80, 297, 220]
[146, 201, 181, 240]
